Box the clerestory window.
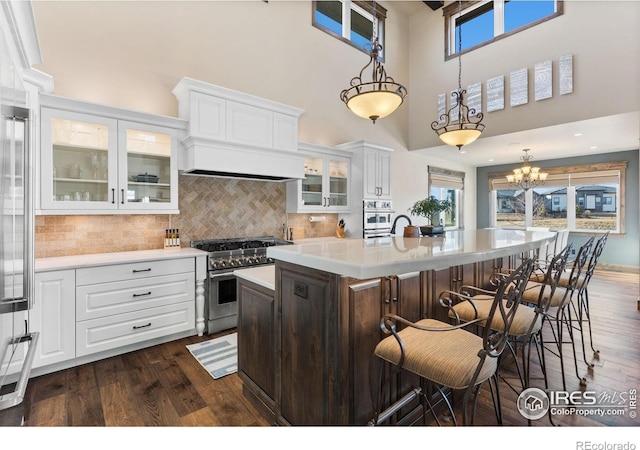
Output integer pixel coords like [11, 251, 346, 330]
[444, 0, 563, 58]
[313, 1, 386, 58]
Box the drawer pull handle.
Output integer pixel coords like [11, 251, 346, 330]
[133, 291, 152, 297]
[132, 268, 152, 273]
[133, 323, 152, 330]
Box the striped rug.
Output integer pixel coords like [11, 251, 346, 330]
[186, 333, 237, 379]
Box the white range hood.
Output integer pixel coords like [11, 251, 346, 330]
[173, 78, 305, 181]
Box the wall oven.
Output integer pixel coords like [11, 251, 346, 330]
[363, 199, 393, 238]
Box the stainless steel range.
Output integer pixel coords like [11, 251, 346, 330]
[190, 236, 291, 334]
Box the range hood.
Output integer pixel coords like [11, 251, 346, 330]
[179, 135, 306, 182]
[173, 77, 305, 182]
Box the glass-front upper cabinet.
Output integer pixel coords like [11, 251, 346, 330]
[117, 121, 177, 210]
[286, 144, 351, 213]
[39, 96, 182, 214]
[40, 108, 119, 211]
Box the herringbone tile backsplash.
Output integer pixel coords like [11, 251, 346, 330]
[35, 175, 339, 258]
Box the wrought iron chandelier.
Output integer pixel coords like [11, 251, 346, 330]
[340, 2, 407, 124]
[506, 149, 549, 191]
[431, 0, 485, 150]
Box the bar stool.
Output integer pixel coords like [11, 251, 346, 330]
[370, 259, 534, 426]
[521, 237, 594, 390]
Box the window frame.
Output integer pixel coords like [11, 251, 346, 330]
[488, 161, 627, 235]
[428, 165, 465, 230]
[312, 1, 387, 59]
[443, 0, 564, 60]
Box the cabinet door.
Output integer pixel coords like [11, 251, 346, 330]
[117, 120, 178, 211]
[345, 277, 386, 425]
[40, 108, 118, 211]
[377, 150, 392, 199]
[327, 155, 350, 211]
[299, 156, 324, 209]
[31, 270, 76, 368]
[363, 148, 380, 198]
[237, 280, 276, 413]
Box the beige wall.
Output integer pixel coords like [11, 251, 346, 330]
[409, 1, 640, 150]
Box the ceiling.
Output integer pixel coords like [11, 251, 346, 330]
[415, 111, 640, 167]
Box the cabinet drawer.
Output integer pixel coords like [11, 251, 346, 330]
[76, 301, 195, 357]
[76, 272, 195, 321]
[76, 258, 194, 286]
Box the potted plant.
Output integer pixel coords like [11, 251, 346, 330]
[409, 196, 452, 236]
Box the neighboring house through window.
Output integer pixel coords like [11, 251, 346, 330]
[489, 162, 626, 234]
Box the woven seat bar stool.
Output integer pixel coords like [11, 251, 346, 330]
[521, 236, 594, 391]
[556, 232, 609, 370]
[446, 244, 572, 396]
[370, 259, 534, 426]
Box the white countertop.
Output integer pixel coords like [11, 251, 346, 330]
[234, 265, 275, 291]
[35, 247, 208, 272]
[267, 228, 556, 279]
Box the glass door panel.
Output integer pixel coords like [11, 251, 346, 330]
[302, 156, 323, 207]
[125, 128, 172, 204]
[328, 159, 348, 207]
[52, 118, 110, 203]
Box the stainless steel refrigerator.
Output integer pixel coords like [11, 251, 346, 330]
[0, 103, 38, 415]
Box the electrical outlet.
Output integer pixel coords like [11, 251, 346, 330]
[294, 281, 308, 299]
[571, 248, 576, 254]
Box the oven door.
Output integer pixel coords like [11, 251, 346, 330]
[205, 270, 238, 333]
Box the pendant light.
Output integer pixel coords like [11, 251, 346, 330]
[340, 2, 407, 123]
[506, 149, 549, 190]
[431, 0, 485, 150]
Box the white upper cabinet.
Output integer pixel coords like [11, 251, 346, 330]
[286, 143, 351, 213]
[337, 140, 393, 202]
[38, 95, 185, 214]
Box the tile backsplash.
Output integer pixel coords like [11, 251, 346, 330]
[35, 175, 339, 258]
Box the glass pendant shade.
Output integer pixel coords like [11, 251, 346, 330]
[437, 127, 482, 148]
[345, 89, 404, 122]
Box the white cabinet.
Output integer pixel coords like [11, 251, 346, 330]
[31, 270, 76, 368]
[286, 143, 351, 213]
[363, 147, 392, 199]
[336, 140, 393, 202]
[38, 94, 185, 214]
[75, 258, 195, 357]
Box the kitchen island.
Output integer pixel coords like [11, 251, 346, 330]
[236, 228, 555, 426]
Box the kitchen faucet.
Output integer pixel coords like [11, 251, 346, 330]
[390, 214, 412, 234]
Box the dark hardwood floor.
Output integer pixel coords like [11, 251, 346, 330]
[13, 269, 640, 428]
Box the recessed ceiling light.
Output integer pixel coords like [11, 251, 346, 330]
[460, 150, 467, 154]
[488, 158, 494, 162]
[590, 146, 598, 150]
[574, 133, 583, 137]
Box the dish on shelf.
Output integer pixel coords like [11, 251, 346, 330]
[131, 173, 159, 183]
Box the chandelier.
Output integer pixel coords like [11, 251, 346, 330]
[506, 149, 549, 190]
[431, 0, 485, 150]
[340, 6, 407, 125]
